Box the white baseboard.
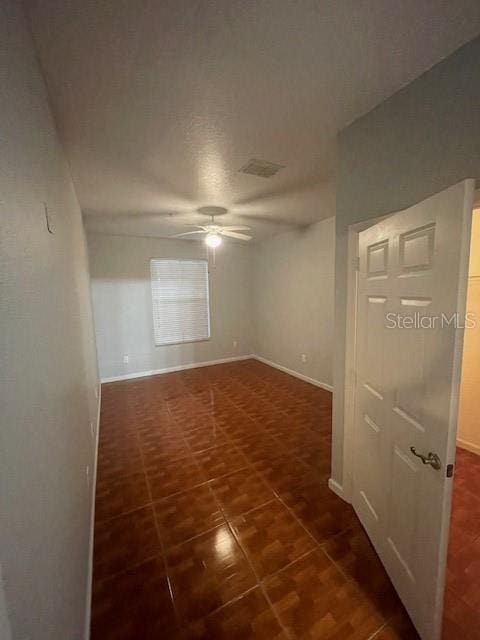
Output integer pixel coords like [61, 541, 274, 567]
[100, 354, 255, 383]
[457, 438, 480, 456]
[101, 354, 334, 391]
[84, 382, 101, 640]
[328, 478, 348, 502]
[252, 355, 333, 392]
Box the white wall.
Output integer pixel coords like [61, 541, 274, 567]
[87, 233, 254, 380]
[333, 36, 480, 489]
[253, 218, 335, 388]
[0, 1, 99, 638]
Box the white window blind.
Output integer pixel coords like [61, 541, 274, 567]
[150, 258, 211, 346]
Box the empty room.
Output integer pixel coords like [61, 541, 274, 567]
[2, 1, 480, 639]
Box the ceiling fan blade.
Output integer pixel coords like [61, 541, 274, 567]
[183, 224, 208, 230]
[234, 213, 298, 227]
[170, 230, 206, 238]
[221, 230, 253, 241]
[220, 225, 251, 232]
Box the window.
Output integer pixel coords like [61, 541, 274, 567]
[150, 258, 211, 346]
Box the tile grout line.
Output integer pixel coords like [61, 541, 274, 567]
[94, 499, 154, 525]
[365, 620, 390, 640]
[156, 372, 290, 632]
[229, 372, 327, 432]
[93, 393, 181, 628]
[323, 529, 403, 633]
[210, 374, 331, 484]
[188, 584, 260, 624]
[94, 551, 165, 583]
[183, 367, 365, 637]
[444, 583, 480, 619]
[173, 386, 253, 478]
[261, 477, 386, 604]
[140, 397, 183, 631]
[221, 504, 295, 640]
[222, 370, 381, 610]
[223, 496, 278, 521]
[205, 370, 356, 637]
[184, 379, 295, 638]
[155, 393, 229, 630]
[259, 460, 391, 635]
[96, 363, 353, 638]
[258, 546, 319, 585]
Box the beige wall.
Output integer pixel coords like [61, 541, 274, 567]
[87, 234, 254, 380]
[467, 209, 480, 278]
[457, 209, 480, 454]
[334, 36, 480, 489]
[253, 218, 335, 388]
[0, 1, 99, 638]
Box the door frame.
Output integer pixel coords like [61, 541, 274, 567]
[340, 212, 393, 503]
[340, 183, 476, 638]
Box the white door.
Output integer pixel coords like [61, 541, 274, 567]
[352, 180, 475, 640]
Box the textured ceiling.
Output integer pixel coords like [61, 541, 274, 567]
[26, 0, 480, 241]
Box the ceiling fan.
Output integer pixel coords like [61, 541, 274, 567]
[171, 216, 252, 248]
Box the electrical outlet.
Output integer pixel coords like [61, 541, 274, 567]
[86, 465, 90, 488]
[123, 355, 129, 364]
[233, 340, 238, 348]
[301, 353, 307, 363]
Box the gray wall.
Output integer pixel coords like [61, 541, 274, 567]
[0, 1, 99, 638]
[253, 218, 335, 387]
[87, 234, 254, 380]
[0, 567, 12, 640]
[88, 221, 336, 385]
[333, 36, 480, 487]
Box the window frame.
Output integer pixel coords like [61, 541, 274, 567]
[150, 257, 211, 347]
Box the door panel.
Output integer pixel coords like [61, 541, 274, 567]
[388, 444, 418, 581]
[352, 180, 475, 639]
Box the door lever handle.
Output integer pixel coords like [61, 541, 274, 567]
[410, 447, 441, 470]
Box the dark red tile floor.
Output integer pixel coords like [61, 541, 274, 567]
[444, 447, 480, 639]
[91, 359, 423, 639]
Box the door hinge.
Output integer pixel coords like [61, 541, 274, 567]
[446, 463, 454, 478]
[353, 256, 360, 271]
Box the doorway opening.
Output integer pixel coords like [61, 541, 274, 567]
[341, 180, 478, 639]
[444, 203, 480, 638]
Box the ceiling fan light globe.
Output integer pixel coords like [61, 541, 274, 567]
[205, 233, 222, 248]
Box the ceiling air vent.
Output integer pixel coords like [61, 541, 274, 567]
[239, 158, 284, 178]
